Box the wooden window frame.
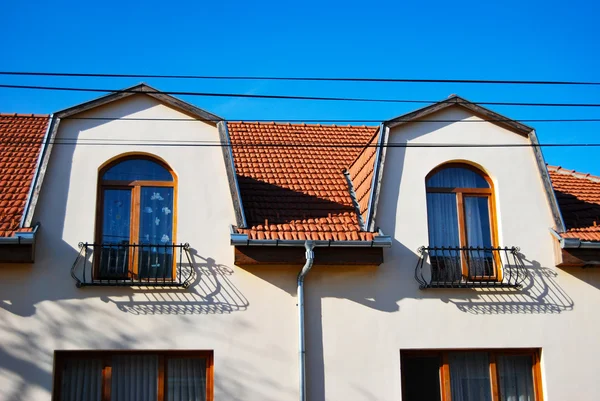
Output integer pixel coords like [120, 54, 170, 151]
[52, 350, 214, 401]
[425, 163, 501, 281]
[94, 155, 178, 281]
[401, 348, 543, 401]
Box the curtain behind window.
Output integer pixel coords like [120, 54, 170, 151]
[138, 187, 174, 279]
[167, 358, 207, 401]
[60, 358, 102, 401]
[111, 355, 158, 401]
[449, 352, 492, 401]
[497, 355, 535, 401]
[464, 196, 494, 276]
[427, 167, 489, 188]
[427, 192, 461, 281]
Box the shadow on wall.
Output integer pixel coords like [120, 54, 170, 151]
[105, 248, 249, 315]
[0, 287, 258, 401]
[0, 294, 173, 401]
[0, 245, 249, 318]
[446, 255, 575, 315]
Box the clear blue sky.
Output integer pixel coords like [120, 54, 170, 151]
[1, 0, 599, 174]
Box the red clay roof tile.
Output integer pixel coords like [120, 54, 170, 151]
[0, 114, 49, 237]
[548, 165, 600, 242]
[228, 122, 379, 241]
[347, 131, 379, 223]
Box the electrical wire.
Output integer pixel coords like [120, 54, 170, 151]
[1, 71, 600, 86]
[1, 138, 598, 148]
[2, 84, 600, 107]
[3, 116, 600, 124]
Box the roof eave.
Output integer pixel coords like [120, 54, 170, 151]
[384, 95, 534, 137]
[230, 229, 392, 248]
[55, 83, 223, 125]
[550, 228, 600, 249]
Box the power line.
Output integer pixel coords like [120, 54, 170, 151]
[3, 115, 600, 124]
[1, 138, 598, 148]
[2, 84, 600, 107]
[1, 71, 600, 86]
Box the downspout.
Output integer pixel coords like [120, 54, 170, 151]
[298, 240, 315, 401]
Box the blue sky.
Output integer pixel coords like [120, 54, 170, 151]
[1, 0, 599, 174]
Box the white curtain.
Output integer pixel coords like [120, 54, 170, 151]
[449, 352, 492, 401]
[111, 355, 158, 401]
[464, 196, 493, 276]
[167, 358, 207, 401]
[427, 167, 489, 188]
[427, 193, 461, 281]
[60, 358, 102, 401]
[497, 355, 535, 401]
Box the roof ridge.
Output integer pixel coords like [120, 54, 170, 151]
[547, 165, 600, 184]
[0, 113, 50, 118]
[227, 121, 379, 129]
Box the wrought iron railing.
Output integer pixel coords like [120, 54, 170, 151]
[415, 246, 527, 289]
[71, 243, 194, 287]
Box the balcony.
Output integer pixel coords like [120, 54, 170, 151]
[71, 243, 194, 287]
[415, 246, 527, 289]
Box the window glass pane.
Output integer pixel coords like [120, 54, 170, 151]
[402, 355, 442, 401]
[102, 189, 132, 244]
[449, 352, 492, 401]
[111, 355, 158, 401]
[138, 187, 174, 279]
[427, 167, 489, 188]
[167, 358, 207, 401]
[497, 355, 535, 401]
[427, 193, 459, 247]
[100, 189, 131, 279]
[464, 196, 494, 276]
[427, 193, 461, 281]
[103, 159, 173, 181]
[60, 358, 102, 401]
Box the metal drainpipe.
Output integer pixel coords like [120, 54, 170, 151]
[297, 240, 315, 401]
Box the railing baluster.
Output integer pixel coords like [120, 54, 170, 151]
[82, 243, 88, 284]
[414, 245, 524, 289]
[109, 245, 115, 285]
[179, 244, 183, 284]
[147, 244, 151, 284]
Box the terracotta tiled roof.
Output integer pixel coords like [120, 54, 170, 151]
[227, 122, 380, 241]
[548, 165, 600, 242]
[348, 131, 379, 224]
[0, 114, 49, 237]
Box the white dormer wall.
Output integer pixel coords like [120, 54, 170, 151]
[320, 105, 599, 400]
[0, 95, 302, 401]
[380, 106, 554, 258]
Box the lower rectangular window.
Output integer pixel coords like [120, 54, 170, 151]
[401, 349, 542, 401]
[53, 351, 213, 401]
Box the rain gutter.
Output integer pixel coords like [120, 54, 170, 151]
[550, 228, 600, 249]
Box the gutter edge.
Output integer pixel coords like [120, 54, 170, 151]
[230, 231, 392, 248]
[549, 228, 600, 249]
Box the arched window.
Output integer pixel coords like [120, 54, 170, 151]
[95, 155, 176, 280]
[425, 163, 497, 280]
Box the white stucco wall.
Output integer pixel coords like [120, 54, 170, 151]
[0, 95, 301, 401]
[306, 107, 600, 401]
[0, 102, 599, 401]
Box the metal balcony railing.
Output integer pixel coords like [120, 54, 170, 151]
[415, 246, 527, 289]
[71, 243, 194, 287]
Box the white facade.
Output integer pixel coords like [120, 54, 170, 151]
[0, 97, 598, 401]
